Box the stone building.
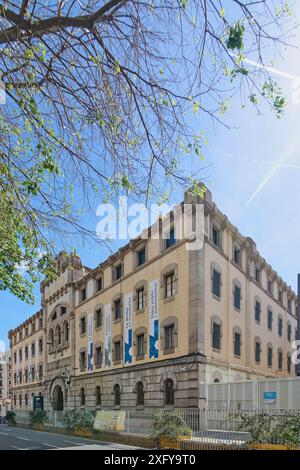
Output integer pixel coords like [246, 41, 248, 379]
[8, 187, 298, 413]
[0, 351, 12, 416]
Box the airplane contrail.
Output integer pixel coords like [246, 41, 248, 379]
[232, 55, 300, 81]
[217, 151, 300, 170]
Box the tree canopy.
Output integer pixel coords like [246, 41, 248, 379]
[0, 0, 294, 301]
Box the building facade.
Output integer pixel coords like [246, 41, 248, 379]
[8, 187, 298, 413]
[0, 351, 12, 416]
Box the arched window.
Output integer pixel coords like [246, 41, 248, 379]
[136, 382, 144, 406]
[80, 387, 85, 406]
[114, 384, 121, 407]
[48, 329, 54, 347]
[95, 386, 101, 406]
[56, 325, 62, 345]
[64, 321, 69, 342]
[164, 378, 174, 406]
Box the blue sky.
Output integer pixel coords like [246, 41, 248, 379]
[1, 3, 300, 351]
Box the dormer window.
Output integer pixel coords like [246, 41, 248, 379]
[212, 225, 221, 249]
[267, 279, 273, 296]
[80, 287, 87, 302]
[233, 245, 241, 265]
[278, 288, 283, 305]
[115, 264, 122, 280]
[96, 276, 103, 292]
[255, 266, 261, 284]
[137, 247, 146, 266]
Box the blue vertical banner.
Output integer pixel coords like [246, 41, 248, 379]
[87, 313, 94, 372]
[124, 293, 133, 364]
[105, 304, 111, 368]
[149, 279, 159, 359]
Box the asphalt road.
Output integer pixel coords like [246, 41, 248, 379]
[0, 425, 141, 450]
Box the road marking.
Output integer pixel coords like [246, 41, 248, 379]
[63, 440, 87, 446]
[0, 432, 8, 436]
[16, 437, 31, 441]
[42, 443, 58, 448]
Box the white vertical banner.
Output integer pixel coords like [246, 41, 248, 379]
[124, 293, 133, 364]
[23, 346, 25, 382]
[105, 304, 111, 368]
[28, 343, 31, 382]
[149, 279, 159, 359]
[87, 313, 94, 372]
[35, 338, 39, 380]
[17, 348, 19, 384]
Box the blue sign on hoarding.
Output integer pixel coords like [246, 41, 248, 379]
[263, 391, 277, 403]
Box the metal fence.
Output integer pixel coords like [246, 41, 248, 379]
[12, 408, 300, 449]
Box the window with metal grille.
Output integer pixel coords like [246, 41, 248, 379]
[212, 269, 221, 297]
[95, 386, 101, 406]
[234, 285, 241, 310]
[255, 301, 261, 323]
[96, 346, 102, 366]
[137, 334, 145, 357]
[137, 287, 145, 310]
[267, 347, 273, 367]
[114, 384, 121, 406]
[164, 324, 174, 350]
[212, 323, 221, 350]
[278, 350, 283, 370]
[114, 299, 122, 320]
[114, 341, 121, 362]
[234, 332, 241, 357]
[255, 341, 261, 363]
[96, 308, 102, 328]
[164, 379, 174, 406]
[136, 382, 144, 406]
[267, 309, 273, 330]
[165, 272, 175, 298]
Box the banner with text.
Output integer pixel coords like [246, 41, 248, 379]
[124, 293, 133, 364]
[149, 279, 159, 359]
[105, 304, 111, 368]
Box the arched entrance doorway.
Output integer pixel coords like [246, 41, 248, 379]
[52, 385, 64, 411]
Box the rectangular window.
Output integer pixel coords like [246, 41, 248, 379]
[288, 299, 292, 314]
[287, 355, 291, 373]
[39, 318, 43, 329]
[80, 287, 86, 302]
[31, 343, 35, 356]
[114, 341, 121, 362]
[137, 248, 146, 266]
[164, 324, 175, 350]
[255, 342, 261, 363]
[165, 272, 175, 298]
[278, 289, 283, 304]
[233, 246, 240, 265]
[212, 323, 221, 350]
[96, 277, 103, 292]
[212, 226, 220, 247]
[32, 322, 36, 333]
[114, 299, 122, 320]
[39, 339, 43, 353]
[255, 301, 261, 323]
[96, 346, 102, 366]
[212, 269, 221, 298]
[234, 333, 241, 357]
[268, 280, 273, 296]
[137, 288, 145, 310]
[233, 285, 241, 310]
[115, 264, 122, 280]
[80, 351, 86, 370]
[278, 351, 283, 370]
[61, 306, 67, 315]
[137, 334, 145, 357]
[80, 317, 86, 335]
[278, 317, 283, 337]
[287, 323, 292, 342]
[267, 347, 273, 367]
[267, 310, 273, 330]
[96, 308, 102, 328]
[255, 267, 261, 284]
[166, 228, 176, 249]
